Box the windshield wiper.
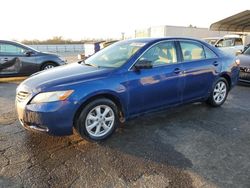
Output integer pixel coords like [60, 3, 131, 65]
[84, 62, 94, 67]
[79, 61, 101, 68]
[79, 60, 93, 66]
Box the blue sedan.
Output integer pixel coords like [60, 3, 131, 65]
[16, 37, 240, 141]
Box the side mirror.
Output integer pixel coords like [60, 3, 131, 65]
[25, 50, 34, 56]
[215, 44, 219, 48]
[134, 59, 153, 70]
[235, 50, 242, 56]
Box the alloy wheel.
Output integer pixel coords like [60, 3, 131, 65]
[85, 105, 115, 138]
[213, 81, 227, 104]
[43, 64, 55, 70]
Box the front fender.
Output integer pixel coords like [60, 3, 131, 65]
[71, 81, 129, 120]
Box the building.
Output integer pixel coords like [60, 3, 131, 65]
[210, 10, 250, 45]
[135, 25, 229, 39]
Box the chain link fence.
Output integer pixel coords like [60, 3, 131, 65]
[30, 44, 84, 63]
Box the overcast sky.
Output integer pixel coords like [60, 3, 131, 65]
[1, 0, 249, 40]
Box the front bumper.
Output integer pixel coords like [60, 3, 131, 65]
[239, 68, 250, 83]
[16, 99, 76, 136]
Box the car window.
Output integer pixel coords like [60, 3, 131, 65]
[217, 39, 234, 47]
[204, 46, 217, 59]
[235, 38, 243, 46]
[180, 41, 205, 61]
[138, 41, 177, 67]
[0, 43, 26, 55]
[205, 39, 218, 45]
[243, 46, 250, 55]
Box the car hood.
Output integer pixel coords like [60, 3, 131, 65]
[238, 54, 250, 67]
[19, 63, 114, 93]
[38, 51, 58, 56]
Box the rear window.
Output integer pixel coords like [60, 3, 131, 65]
[204, 46, 217, 59]
[180, 41, 205, 61]
[235, 38, 243, 46]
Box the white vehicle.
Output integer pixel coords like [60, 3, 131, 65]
[204, 35, 249, 56]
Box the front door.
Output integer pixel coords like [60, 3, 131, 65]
[126, 41, 183, 115]
[0, 42, 25, 76]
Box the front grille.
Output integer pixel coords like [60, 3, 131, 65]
[240, 67, 250, 73]
[239, 72, 250, 81]
[16, 91, 30, 102]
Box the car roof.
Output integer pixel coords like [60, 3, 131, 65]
[126, 37, 226, 57]
[0, 39, 16, 43]
[0, 40, 40, 52]
[0, 40, 25, 45]
[126, 37, 208, 44]
[203, 37, 222, 40]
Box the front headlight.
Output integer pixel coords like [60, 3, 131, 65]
[30, 90, 74, 104]
[58, 56, 67, 63]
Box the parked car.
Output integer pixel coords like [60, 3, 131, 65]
[238, 45, 250, 83]
[16, 37, 240, 141]
[243, 43, 250, 52]
[79, 40, 119, 60]
[0, 40, 66, 77]
[204, 35, 246, 56]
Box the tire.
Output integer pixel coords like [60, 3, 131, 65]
[207, 77, 229, 107]
[41, 62, 57, 70]
[76, 98, 119, 141]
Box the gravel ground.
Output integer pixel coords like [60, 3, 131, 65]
[0, 78, 250, 188]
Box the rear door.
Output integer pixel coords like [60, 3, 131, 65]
[177, 40, 220, 102]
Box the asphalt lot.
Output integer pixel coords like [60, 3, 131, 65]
[0, 78, 250, 188]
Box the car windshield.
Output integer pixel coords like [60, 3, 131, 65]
[84, 41, 146, 68]
[243, 46, 250, 55]
[14, 42, 40, 52]
[205, 39, 219, 45]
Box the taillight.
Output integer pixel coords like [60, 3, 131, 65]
[235, 59, 240, 66]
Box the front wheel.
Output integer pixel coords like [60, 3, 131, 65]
[41, 62, 57, 70]
[76, 98, 119, 141]
[207, 77, 229, 107]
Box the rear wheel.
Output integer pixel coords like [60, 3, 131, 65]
[207, 77, 229, 107]
[76, 98, 119, 141]
[41, 62, 57, 70]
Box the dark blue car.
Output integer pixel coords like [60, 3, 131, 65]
[16, 37, 240, 141]
[0, 40, 66, 77]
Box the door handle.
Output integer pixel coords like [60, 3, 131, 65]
[173, 68, 182, 74]
[213, 61, 219, 66]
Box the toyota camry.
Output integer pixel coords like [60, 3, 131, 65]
[16, 37, 240, 141]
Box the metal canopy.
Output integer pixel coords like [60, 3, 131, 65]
[210, 10, 250, 32]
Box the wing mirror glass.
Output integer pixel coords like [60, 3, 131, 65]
[24, 50, 34, 56]
[134, 59, 153, 70]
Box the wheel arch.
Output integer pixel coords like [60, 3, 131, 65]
[219, 73, 232, 89]
[73, 93, 126, 128]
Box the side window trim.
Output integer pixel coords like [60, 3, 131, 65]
[176, 39, 217, 63]
[177, 40, 205, 62]
[129, 40, 180, 71]
[203, 46, 218, 59]
[202, 45, 206, 59]
[0, 42, 26, 56]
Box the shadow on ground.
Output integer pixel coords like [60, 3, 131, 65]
[1, 81, 250, 187]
